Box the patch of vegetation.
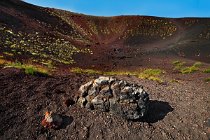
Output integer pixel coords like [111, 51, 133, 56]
[70, 67, 137, 76]
[0, 25, 93, 65]
[203, 67, 210, 73]
[193, 62, 202, 67]
[24, 66, 36, 75]
[3, 52, 14, 56]
[204, 78, 210, 82]
[70, 67, 103, 75]
[180, 66, 199, 74]
[5, 62, 49, 75]
[172, 60, 186, 70]
[122, 18, 177, 40]
[172, 60, 202, 74]
[138, 69, 164, 83]
[104, 71, 137, 76]
[40, 60, 55, 69]
[70, 67, 164, 83]
[170, 79, 180, 83]
[0, 58, 10, 65]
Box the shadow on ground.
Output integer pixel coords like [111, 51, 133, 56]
[141, 100, 174, 123]
[60, 115, 74, 129]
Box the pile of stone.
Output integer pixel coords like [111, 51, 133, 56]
[77, 76, 149, 120]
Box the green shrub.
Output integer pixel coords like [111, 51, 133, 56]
[25, 66, 36, 75]
[170, 79, 180, 83]
[180, 66, 199, 74]
[172, 60, 186, 70]
[203, 68, 210, 73]
[6, 61, 22, 68]
[3, 52, 14, 56]
[173, 60, 202, 74]
[172, 60, 181, 65]
[193, 62, 202, 67]
[205, 78, 210, 82]
[138, 69, 164, 83]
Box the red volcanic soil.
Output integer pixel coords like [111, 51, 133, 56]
[0, 65, 210, 140]
[0, 0, 210, 140]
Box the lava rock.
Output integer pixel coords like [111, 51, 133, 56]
[41, 111, 63, 129]
[77, 76, 149, 120]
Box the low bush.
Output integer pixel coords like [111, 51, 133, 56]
[203, 68, 210, 73]
[205, 78, 210, 82]
[193, 62, 202, 67]
[172, 60, 202, 74]
[172, 60, 186, 71]
[180, 66, 199, 74]
[138, 69, 164, 83]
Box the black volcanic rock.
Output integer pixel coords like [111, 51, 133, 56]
[77, 76, 149, 120]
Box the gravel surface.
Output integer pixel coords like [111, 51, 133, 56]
[0, 67, 209, 140]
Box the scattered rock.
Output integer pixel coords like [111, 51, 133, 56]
[41, 111, 63, 129]
[77, 76, 149, 120]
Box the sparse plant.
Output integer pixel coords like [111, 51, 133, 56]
[70, 68, 164, 83]
[104, 71, 136, 76]
[70, 67, 102, 75]
[172, 60, 181, 65]
[170, 79, 180, 83]
[0, 58, 10, 65]
[180, 66, 198, 74]
[203, 67, 210, 73]
[138, 69, 164, 83]
[24, 66, 36, 75]
[193, 62, 202, 67]
[172, 60, 186, 70]
[3, 52, 14, 56]
[204, 78, 210, 82]
[173, 60, 202, 74]
[5, 62, 49, 75]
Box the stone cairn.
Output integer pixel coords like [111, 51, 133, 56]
[77, 76, 149, 120]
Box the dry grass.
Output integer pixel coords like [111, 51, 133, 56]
[70, 67, 164, 83]
[70, 67, 103, 75]
[0, 58, 11, 65]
